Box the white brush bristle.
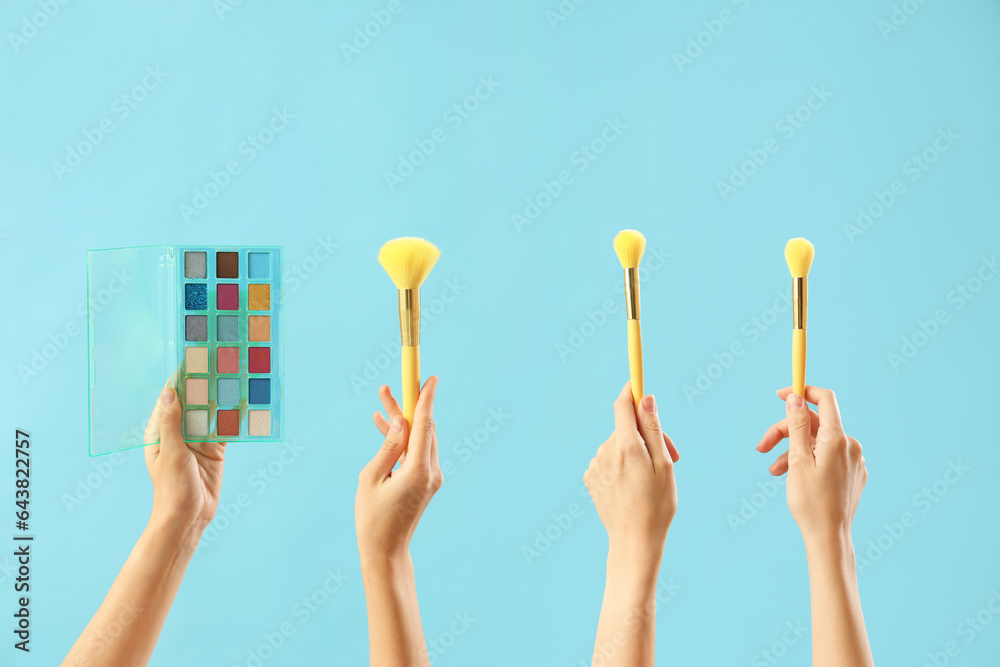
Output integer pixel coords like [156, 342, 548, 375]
[378, 237, 441, 289]
[784, 238, 815, 278]
[614, 230, 646, 269]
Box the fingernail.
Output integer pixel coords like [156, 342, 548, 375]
[786, 393, 803, 410]
[160, 386, 175, 405]
[390, 417, 403, 433]
[642, 395, 656, 413]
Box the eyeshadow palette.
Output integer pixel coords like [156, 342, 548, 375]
[87, 245, 284, 456]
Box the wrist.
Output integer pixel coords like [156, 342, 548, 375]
[607, 540, 664, 594]
[803, 528, 857, 574]
[147, 508, 207, 551]
[359, 548, 413, 578]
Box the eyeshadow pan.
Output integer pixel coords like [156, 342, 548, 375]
[248, 378, 270, 404]
[185, 283, 207, 311]
[217, 410, 240, 437]
[217, 284, 239, 310]
[184, 252, 207, 279]
[217, 347, 239, 373]
[217, 378, 240, 405]
[185, 409, 209, 437]
[217, 252, 239, 279]
[186, 378, 208, 405]
[217, 316, 239, 342]
[185, 315, 207, 341]
[248, 252, 270, 279]
[248, 315, 270, 341]
[248, 284, 270, 311]
[248, 410, 271, 436]
[185, 347, 208, 374]
[248, 347, 270, 373]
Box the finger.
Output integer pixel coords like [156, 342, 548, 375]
[636, 395, 670, 470]
[407, 376, 438, 469]
[663, 432, 680, 463]
[612, 382, 638, 436]
[769, 450, 789, 476]
[777, 385, 844, 433]
[155, 382, 187, 459]
[362, 416, 408, 481]
[374, 411, 391, 436]
[756, 410, 820, 453]
[785, 393, 815, 467]
[379, 385, 404, 422]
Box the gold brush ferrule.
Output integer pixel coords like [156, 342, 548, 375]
[398, 289, 420, 346]
[792, 277, 806, 329]
[624, 267, 640, 320]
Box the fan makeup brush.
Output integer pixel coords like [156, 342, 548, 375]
[614, 230, 646, 408]
[378, 237, 441, 426]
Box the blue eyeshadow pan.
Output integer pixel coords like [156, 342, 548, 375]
[185, 283, 207, 310]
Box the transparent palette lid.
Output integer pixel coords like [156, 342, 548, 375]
[87, 245, 176, 456]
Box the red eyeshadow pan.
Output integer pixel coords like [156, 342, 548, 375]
[217, 347, 239, 374]
[217, 284, 239, 310]
[217, 410, 240, 437]
[249, 347, 271, 373]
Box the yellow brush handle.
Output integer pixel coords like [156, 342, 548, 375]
[792, 328, 806, 397]
[627, 319, 644, 407]
[402, 345, 420, 427]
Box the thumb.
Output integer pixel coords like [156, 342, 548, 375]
[364, 417, 408, 481]
[156, 384, 186, 456]
[785, 393, 814, 467]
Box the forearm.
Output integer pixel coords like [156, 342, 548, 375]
[62, 516, 203, 667]
[592, 545, 661, 667]
[361, 552, 430, 667]
[804, 532, 875, 667]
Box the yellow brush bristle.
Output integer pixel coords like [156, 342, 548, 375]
[784, 238, 815, 278]
[614, 230, 646, 269]
[378, 237, 441, 289]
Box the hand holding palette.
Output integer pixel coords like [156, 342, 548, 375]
[87, 245, 284, 456]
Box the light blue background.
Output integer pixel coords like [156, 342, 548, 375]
[1, 0, 999, 665]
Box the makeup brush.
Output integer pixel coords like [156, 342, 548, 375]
[614, 230, 646, 408]
[784, 238, 815, 397]
[378, 237, 441, 427]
